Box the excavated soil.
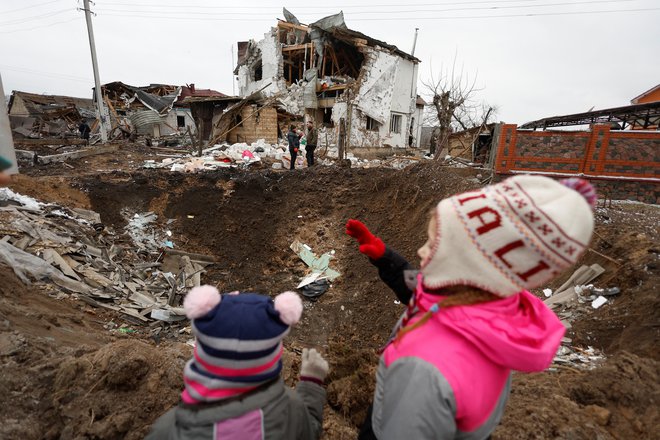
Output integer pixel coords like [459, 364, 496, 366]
[1, 159, 658, 439]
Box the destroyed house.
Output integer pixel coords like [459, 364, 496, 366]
[233, 11, 423, 150]
[99, 82, 215, 139]
[8, 91, 95, 138]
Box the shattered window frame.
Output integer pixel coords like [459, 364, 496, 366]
[176, 115, 186, 128]
[366, 116, 379, 131]
[252, 59, 263, 82]
[389, 113, 402, 134]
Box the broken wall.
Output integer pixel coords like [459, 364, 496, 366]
[348, 47, 420, 149]
[237, 30, 285, 97]
[226, 106, 278, 144]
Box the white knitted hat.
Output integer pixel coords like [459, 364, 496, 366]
[421, 175, 596, 297]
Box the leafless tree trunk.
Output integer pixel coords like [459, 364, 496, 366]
[422, 54, 495, 158]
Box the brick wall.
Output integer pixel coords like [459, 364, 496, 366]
[227, 106, 278, 144]
[494, 124, 659, 204]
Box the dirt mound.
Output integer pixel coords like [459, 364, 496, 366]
[47, 340, 189, 440]
[0, 265, 190, 440]
[571, 204, 660, 361]
[494, 352, 660, 440]
[8, 174, 91, 209]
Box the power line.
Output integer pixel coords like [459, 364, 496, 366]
[0, 8, 73, 26]
[0, 16, 82, 34]
[354, 6, 660, 19]
[95, 0, 642, 17]
[0, 0, 61, 15]
[0, 64, 92, 83]
[96, 7, 660, 22]
[99, 0, 572, 9]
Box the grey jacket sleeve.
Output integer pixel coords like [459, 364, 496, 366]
[294, 380, 326, 439]
[144, 407, 176, 440]
[376, 357, 457, 440]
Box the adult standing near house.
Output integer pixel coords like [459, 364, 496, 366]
[79, 120, 91, 143]
[305, 120, 318, 166]
[287, 124, 300, 170]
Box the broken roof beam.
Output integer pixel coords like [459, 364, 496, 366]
[520, 101, 660, 130]
[282, 43, 313, 52]
[277, 20, 309, 32]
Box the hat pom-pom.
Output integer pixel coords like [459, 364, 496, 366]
[560, 178, 597, 208]
[184, 285, 221, 319]
[274, 291, 303, 325]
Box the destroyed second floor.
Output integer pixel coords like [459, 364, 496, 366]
[234, 12, 420, 116]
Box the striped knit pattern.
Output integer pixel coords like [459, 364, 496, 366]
[182, 293, 290, 404]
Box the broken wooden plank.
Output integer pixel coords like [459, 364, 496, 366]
[37, 145, 119, 165]
[41, 248, 81, 281]
[163, 248, 217, 263]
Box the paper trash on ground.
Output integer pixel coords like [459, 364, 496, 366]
[290, 240, 340, 281]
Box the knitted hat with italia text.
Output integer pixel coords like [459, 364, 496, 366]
[181, 286, 302, 404]
[421, 175, 596, 297]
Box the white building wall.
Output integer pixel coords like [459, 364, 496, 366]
[237, 30, 285, 97]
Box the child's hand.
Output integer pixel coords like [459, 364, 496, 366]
[300, 348, 329, 383]
[346, 219, 385, 259]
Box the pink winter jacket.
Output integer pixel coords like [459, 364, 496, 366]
[370, 275, 565, 440]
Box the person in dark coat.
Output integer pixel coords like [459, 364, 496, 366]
[305, 120, 318, 166]
[79, 121, 91, 143]
[287, 124, 300, 170]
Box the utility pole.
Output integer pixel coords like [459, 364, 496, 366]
[411, 28, 419, 56]
[231, 43, 236, 96]
[82, 0, 108, 143]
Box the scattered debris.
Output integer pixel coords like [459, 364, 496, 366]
[300, 279, 330, 300]
[552, 345, 606, 370]
[290, 240, 340, 282]
[544, 264, 605, 309]
[591, 296, 608, 309]
[0, 189, 215, 325]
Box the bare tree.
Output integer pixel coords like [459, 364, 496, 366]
[422, 55, 495, 157]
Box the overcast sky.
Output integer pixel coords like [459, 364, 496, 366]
[1, 0, 658, 124]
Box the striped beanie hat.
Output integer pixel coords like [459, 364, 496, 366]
[421, 175, 596, 297]
[181, 286, 303, 404]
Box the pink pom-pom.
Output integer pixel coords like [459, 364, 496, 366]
[184, 285, 221, 319]
[560, 178, 597, 208]
[273, 291, 303, 325]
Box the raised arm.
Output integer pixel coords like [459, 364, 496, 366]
[346, 219, 414, 304]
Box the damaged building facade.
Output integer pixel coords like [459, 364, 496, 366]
[232, 11, 423, 150]
[100, 83, 225, 140]
[8, 91, 96, 139]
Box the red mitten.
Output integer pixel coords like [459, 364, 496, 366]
[346, 219, 385, 260]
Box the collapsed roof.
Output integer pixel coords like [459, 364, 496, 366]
[520, 102, 660, 130]
[8, 91, 95, 120]
[100, 82, 182, 115]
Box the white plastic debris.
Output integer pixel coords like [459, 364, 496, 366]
[0, 188, 44, 211]
[543, 288, 553, 297]
[591, 296, 608, 309]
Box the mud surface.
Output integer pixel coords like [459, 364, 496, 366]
[1, 158, 658, 439]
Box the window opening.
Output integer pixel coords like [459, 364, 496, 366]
[390, 113, 402, 134]
[366, 116, 379, 131]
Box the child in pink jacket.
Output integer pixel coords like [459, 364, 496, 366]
[347, 175, 597, 440]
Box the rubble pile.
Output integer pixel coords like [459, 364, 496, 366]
[0, 188, 213, 330]
[543, 262, 622, 370]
